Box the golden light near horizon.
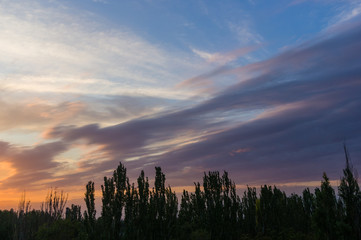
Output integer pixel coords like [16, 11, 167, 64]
[0, 162, 17, 182]
[0, 0, 360, 215]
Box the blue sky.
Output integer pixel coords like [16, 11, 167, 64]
[0, 0, 361, 208]
[66, 0, 353, 56]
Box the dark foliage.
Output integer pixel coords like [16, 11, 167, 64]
[0, 148, 360, 239]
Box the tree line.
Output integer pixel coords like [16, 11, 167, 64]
[0, 145, 360, 240]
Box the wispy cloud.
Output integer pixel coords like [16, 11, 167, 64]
[37, 16, 361, 187]
[228, 21, 263, 46]
[0, 0, 202, 100]
[329, 0, 361, 25]
[1, 0, 360, 204]
[191, 46, 258, 65]
[92, 0, 108, 3]
[179, 46, 260, 94]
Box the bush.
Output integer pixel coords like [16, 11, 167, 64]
[35, 219, 87, 240]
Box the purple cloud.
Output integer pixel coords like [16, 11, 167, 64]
[0, 141, 69, 189]
[42, 17, 361, 187]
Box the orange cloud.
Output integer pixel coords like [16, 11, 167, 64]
[0, 162, 17, 182]
[229, 147, 251, 156]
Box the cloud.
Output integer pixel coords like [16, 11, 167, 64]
[329, 0, 361, 25]
[2, 3, 361, 194]
[44, 108, 216, 160]
[0, 141, 10, 154]
[41, 15, 361, 187]
[0, 99, 85, 131]
[228, 21, 263, 46]
[92, 0, 108, 3]
[0, 0, 203, 100]
[177, 46, 260, 94]
[0, 141, 70, 189]
[0, 92, 185, 137]
[191, 46, 258, 65]
[12, 142, 67, 171]
[175, 65, 231, 94]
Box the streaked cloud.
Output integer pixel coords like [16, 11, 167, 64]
[228, 21, 263, 46]
[177, 46, 261, 95]
[191, 46, 258, 65]
[329, 0, 361, 25]
[0, 0, 203, 100]
[38, 16, 361, 188]
[1, 0, 360, 210]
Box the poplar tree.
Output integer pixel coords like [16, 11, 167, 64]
[302, 188, 315, 234]
[149, 167, 177, 240]
[113, 163, 127, 240]
[241, 186, 257, 236]
[124, 179, 138, 240]
[164, 185, 178, 239]
[101, 175, 115, 240]
[136, 170, 150, 239]
[203, 171, 223, 239]
[178, 190, 192, 239]
[314, 173, 338, 240]
[338, 144, 361, 238]
[149, 167, 166, 239]
[222, 171, 241, 239]
[84, 181, 96, 239]
[191, 182, 206, 230]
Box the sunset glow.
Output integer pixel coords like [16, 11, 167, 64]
[1, 0, 361, 211]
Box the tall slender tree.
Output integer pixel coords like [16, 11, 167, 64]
[164, 186, 178, 240]
[113, 162, 127, 240]
[101, 175, 115, 240]
[149, 167, 166, 239]
[203, 171, 223, 239]
[314, 173, 338, 240]
[191, 182, 206, 230]
[136, 170, 150, 239]
[124, 179, 138, 240]
[84, 181, 96, 240]
[302, 187, 315, 234]
[338, 144, 361, 238]
[242, 186, 257, 236]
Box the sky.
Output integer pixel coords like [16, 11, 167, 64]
[0, 0, 361, 210]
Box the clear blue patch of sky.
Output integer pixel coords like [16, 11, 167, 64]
[250, 0, 344, 52]
[61, 0, 350, 61]
[61, 1, 254, 51]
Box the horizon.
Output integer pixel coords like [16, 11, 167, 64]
[0, 0, 361, 210]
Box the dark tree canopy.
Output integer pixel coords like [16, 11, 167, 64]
[0, 147, 360, 240]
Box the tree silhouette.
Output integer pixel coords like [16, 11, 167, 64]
[1, 148, 361, 240]
[149, 167, 178, 240]
[84, 181, 96, 240]
[136, 170, 150, 239]
[241, 186, 257, 237]
[338, 144, 361, 238]
[113, 162, 127, 240]
[101, 175, 115, 240]
[314, 173, 338, 240]
[302, 187, 315, 235]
